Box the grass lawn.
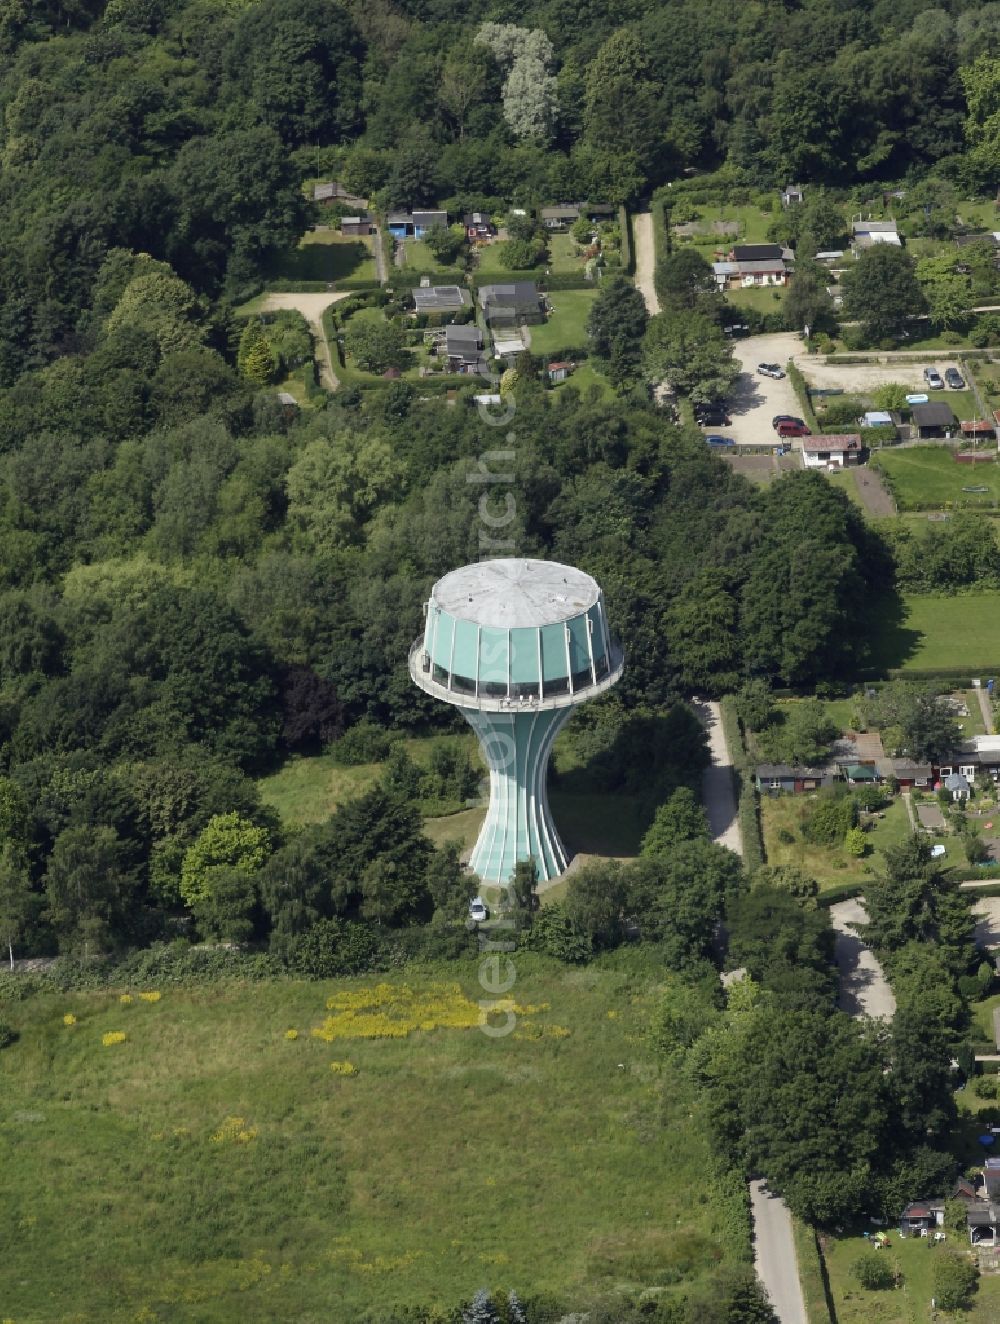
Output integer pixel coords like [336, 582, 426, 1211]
[397, 238, 462, 276]
[529, 289, 600, 357]
[259, 726, 648, 860]
[873, 447, 1000, 511]
[257, 734, 480, 826]
[724, 285, 787, 314]
[547, 231, 588, 274]
[0, 956, 746, 1320]
[868, 592, 1000, 673]
[759, 793, 919, 892]
[551, 360, 616, 400]
[266, 230, 377, 285]
[822, 1230, 1000, 1323]
[825, 468, 868, 510]
[678, 204, 775, 247]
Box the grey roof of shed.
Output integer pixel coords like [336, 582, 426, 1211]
[445, 325, 482, 348]
[479, 281, 540, 307]
[911, 402, 956, 427]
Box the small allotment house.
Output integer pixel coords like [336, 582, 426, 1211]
[801, 435, 862, 469]
[911, 402, 956, 438]
[387, 210, 448, 238]
[755, 764, 836, 794]
[478, 282, 544, 326]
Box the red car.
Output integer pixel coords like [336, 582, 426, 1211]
[776, 420, 811, 437]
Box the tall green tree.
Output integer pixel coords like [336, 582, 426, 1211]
[841, 246, 927, 343]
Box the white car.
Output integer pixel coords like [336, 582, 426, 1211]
[469, 897, 489, 923]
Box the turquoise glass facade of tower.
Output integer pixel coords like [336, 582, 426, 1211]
[409, 559, 623, 884]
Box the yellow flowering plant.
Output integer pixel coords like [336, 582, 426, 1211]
[285, 1028, 299, 1040]
[210, 1116, 257, 1144]
[329, 1060, 358, 1076]
[62, 1013, 76, 1026]
[102, 1031, 126, 1046]
[138, 991, 161, 1003]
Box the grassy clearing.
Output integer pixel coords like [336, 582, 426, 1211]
[257, 734, 480, 826]
[266, 231, 377, 285]
[396, 238, 462, 275]
[874, 447, 1000, 511]
[529, 289, 600, 356]
[724, 285, 786, 313]
[759, 794, 920, 892]
[868, 592, 1000, 673]
[547, 231, 588, 273]
[0, 956, 745, 1321]
[676, 205, 774, 247]
[821, 1230, 1000, 1323]
[551, 359, 616, 400]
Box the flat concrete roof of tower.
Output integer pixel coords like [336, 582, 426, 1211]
[431, 558, 600, 628]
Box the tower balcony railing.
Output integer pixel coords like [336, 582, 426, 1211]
[407, 638, 624, 713]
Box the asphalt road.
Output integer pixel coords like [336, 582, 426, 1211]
[829, 898, 896, 1020]
[750, 1181, 808, 1324]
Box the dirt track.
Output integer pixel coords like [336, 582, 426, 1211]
[255, 291, 351, 391]
[632, 212, 660, 315]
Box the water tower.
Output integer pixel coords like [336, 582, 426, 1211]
[409, 558, 623, 884]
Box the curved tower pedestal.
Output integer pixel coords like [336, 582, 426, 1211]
[462, 706, 571, 883]
[409, 559, 623, 887]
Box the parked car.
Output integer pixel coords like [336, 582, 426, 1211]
[776, 420, 811, 437]
[945, 367, 965, 389]
[772, 414, 805, 430]
[923, 367, 945, 390]
[757, 363, 786, 379]
[705, 435, 735, 447]
[694, 402, 730, 425]
[469, 897, 489, 923]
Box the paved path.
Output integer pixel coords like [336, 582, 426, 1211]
[829, 898, 896, 1020]
[632, 212, 660, 315]
[976, 683, 995, 735]
[750, 1181, 808, 1324]
[902, 790, 917, 832]
[373, 227, 387, 285]
[696, 700, 743, 856]
[255, 290, 350, 391]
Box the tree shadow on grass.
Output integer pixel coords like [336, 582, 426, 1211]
[861, 590, 923, 675]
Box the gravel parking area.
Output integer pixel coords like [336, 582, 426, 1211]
[803, 358, 970, 392]
[974, 897, 1000, 949]
[721, 333, 804, 447]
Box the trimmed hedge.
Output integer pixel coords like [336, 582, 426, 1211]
[468, 270, 594, 292]
[816, 882, 865, 907]
[619, 204, 634, 275]
[386, 268, 466, 291]
[786, 359, 820, 431]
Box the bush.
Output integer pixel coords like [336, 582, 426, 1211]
[285, 919, 384, 978]
[845, 826, 868, 857]
[931, 1252, 978, 1310]
[851, 1252, 895, 1291]
[0, 1020, 15, 1048]
[329, 720, 393, 765]
[976, 1074, 1000, 1098]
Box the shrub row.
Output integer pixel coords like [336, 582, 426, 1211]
[785, 360, 820, 431]
[816, 882, 866, 907]
[618, 204, 634, 275]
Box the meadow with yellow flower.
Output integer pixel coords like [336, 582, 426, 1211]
[1, 953, 746, 1320]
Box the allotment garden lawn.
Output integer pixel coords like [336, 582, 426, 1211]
[872, 447, 1000, 511]
[868, 592, 1000, 673]
[528, 288, 600, 357]
[0, 955, 745, 1321]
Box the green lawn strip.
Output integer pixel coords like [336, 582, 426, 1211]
[873, 448, 1000, 511]
[677, 204, 774, 246]
[528, 289, 600, 358]
[1, 961, 747, 1319]
[724, 285, 787, 314]
[266, 233, 376, 284]
[792, 1218, 834, 1323]
[397, 238, 463, 275]
[547, 232, 588, 274]
[867, 591, 1000, 673]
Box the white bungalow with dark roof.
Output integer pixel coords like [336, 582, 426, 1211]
[800, 434, 862, 468]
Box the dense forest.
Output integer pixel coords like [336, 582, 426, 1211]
[0, 0, 991, 958]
